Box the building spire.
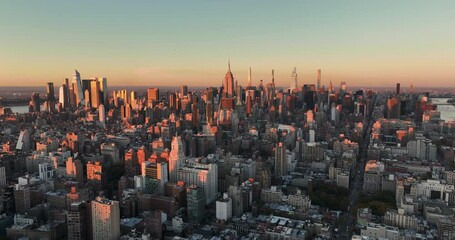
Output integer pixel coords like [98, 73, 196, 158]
[272, 69, 275, 84]
[228, 58, 231, 72]
[290, 67, 297, 91]
[248, 67, 252, 87]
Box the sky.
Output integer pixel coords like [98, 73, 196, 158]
[0, 0, 454, 88]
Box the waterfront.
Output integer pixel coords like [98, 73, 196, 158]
[6, 98, 455, 121]
[432, 98, 455, 122]
[9, 105, 31, 114]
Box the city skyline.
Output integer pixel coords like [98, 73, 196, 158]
[1, 1, 455, 87]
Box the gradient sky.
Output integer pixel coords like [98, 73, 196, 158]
[0, 0, 454, 88]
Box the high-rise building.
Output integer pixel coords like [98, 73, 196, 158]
[266, 70, 276, 104]
[59, 83, 69, 110]
[130, 91, 137, 109]
[224, 61, 235, 98]
[100, 143, 120, 164]
[29, 92, 40, 112]
[84, 90, 91, 108]
[187, 185, 205, 223]
[290, 67, 298, 91]
[14, 184, 30, 214]
[90, 79, 101, 108]
[38, 162, 54, 181]
[137, 146, 148, 171]
[387, 97, 401, 119]
[274, 142, 287, 178]
[438, 218, 455, 240]
[99, 104, 106, 126]
[216, 193, 232, 221]
[169, 136, 185, 183]
[16, 129, 30, 153]
[247, 67, 252, 87]
[67, 202, 88, 240]
[0, 163, 6, 186]
[46, 82, 55, 101]
[87, 161, 105, 191]
[228, 184, 252, 217]
[317, 69, 322, 90]
[147, 88, 160, 105]
[82, 79, 91, 95]
[141, 161, 169, 193]
[91, 196, 120, 240]
[177, 159, 218, 204]
[180, 85, 188, 98]
[45, 82, 56, 112]
[99, 77, 108, 105]
[340, 81, 347, 94]
[73, 70, 84, 106]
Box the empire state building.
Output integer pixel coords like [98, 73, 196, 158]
[223, 61, 235, 98]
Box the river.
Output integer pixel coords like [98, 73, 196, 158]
[8, 104, 46, 114]
[432, 98, 455, 122]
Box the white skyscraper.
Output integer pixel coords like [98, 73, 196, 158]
[16, 129, 30, 153]
[216, 193, 232, 221]
[177, 161, 218, 204]
[290, 67, 298, 91]
[169, 136, 185, 183]
[59, 84, 69, 110]
[72, 70, 84, 106]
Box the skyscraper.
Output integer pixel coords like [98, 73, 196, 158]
[396, 83, 401, 95]
[99, 77, 108, 105]
[147, 88, 159, 106]
[266, 70, 276, 103]
[90, 79, 101, 109]
[317, 69, 322, 90]
[142, 161, 169, 193]
[216, 193, 232, 221]
[274, 142, 287, 178]
[29, 92, 40, 112]
[59, 84, 69, 110]
[340, 81, 347, 93]
[46, 82, 55, 102]
[14, 184, 30, 214]
[99, 104, 106, 126]
[290, 67, 298, 91]
[224, 61, 235, 98]
[387, 97, 401, 119]
[180, 85, 188, 98]
[177, 160, 218, 204]
[84, 89, 91, 108]
[169, 136, 185, 183]
[67, 202, 88, 240]
[247, 67, 252, 87]
[91, 197, 120, 240]
[186, 185, 205, 223]
[73, 70, 84, 107]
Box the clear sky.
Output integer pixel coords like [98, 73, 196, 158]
[0, 0, 454, 87]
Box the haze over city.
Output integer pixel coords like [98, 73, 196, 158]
[1, 0, 455, 87]
[2, 2, 455, 240]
